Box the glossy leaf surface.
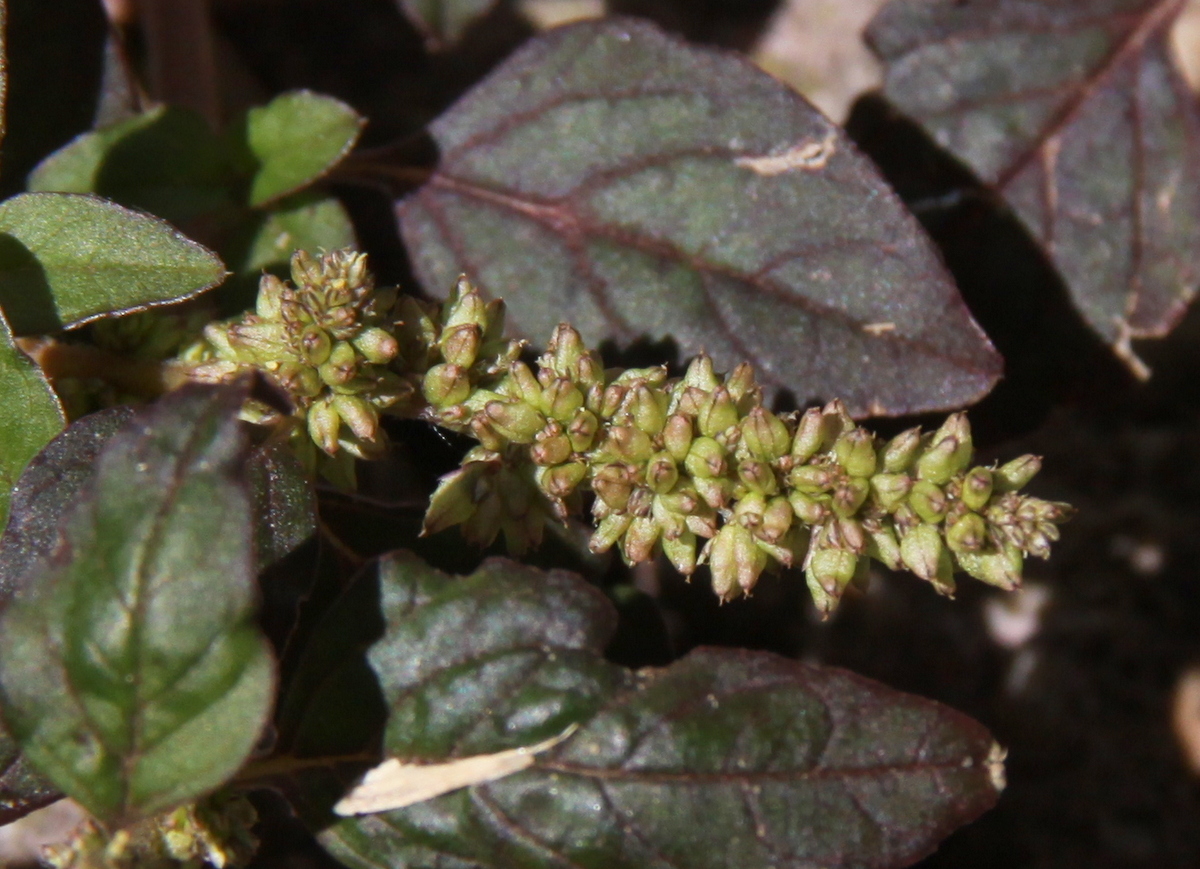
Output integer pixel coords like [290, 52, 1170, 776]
[399, 17, 1001, 416]
[0, 192, 227, 334]
[0, 308, 64, 529]
[286, 553, 1001, 869]
[246, 440, 317, 569]
[868, 0, 1200, 372]
[0, 385, 275, 826]
[245, 90, 364, 207]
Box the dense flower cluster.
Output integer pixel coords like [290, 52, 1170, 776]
[403, 274, 1071, 612]
[179, 250, 1071, 612]
[182, 250, 409, 487]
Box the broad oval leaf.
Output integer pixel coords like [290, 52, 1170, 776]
[0, 384, 275, 827]
[245, 91, 365, 207]
[246, 440, 317, 569]
[0, 309, 65, 530]
[0, 192, 227, 335]
[0, 406, 132, 600]
[27, 105, 240, 227]
[398, 0, 502, 49]
[399, 17, 1001, 417]
[290, 553, 1001, 869]
[868, 0, 1200, 375]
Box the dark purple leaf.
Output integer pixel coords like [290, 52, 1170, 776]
[868, 0, 1200, 375]
[399, 17, 1001, 417]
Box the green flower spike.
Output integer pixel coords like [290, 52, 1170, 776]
[176, 252, 1072, 613]
[404, 274, 1072, 613]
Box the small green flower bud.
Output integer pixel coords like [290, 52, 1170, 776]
[423, 362, 471, 407]
[759, 496, 794, 543]
[484, 400, 545, 443]
[738, 459, 778, 495]
[698, 386, 739, 438]
[674, 385, 709, 417]
[299, 325, 332, 366]
[602, 425, 654, 464]
[567, 409, 600, 452]
[791, 407, 826, 463]
[621, 516, 661, 564]
[831, 478, 870, 518]
[307, 398, 340, 455]
[230, 321, 292, 361]
[684, 437, 727, 479]
[506, 362, 543, 407]
[600, 384, 627, 419]
[543, 378, 585, 422]
[961, 467, 995, 512]
[592, 464, 634, 511]
[318, 341, 359, 387]
[834, 429, 878, 478]
[537, 461, 588, 498]
[741, 408, 791, 461]
[956, 543, 1023, 591]
[900, 523, 946, 584]
[276, 363, 322, 398]
[422, 462, 489, 536]
[443, 280, 490, 330]
[645, 452, 680, 494]
[651, 494, 688, 539]
[910, 480, 949, 523]
[946, 512, 987, 553]
[663, 413, 694, 462]
[693, 474, 733, 509]
[438, 324, 481, 368]
[544, 323, 587, 377]
[530, 433, 573, 466]
[682, 353, 720, 392]
[724, 363, 758, 404]
[869, 473, 912, 511]
[832, 516, 867, 553]
[662, 531, 698, 575]
[658, 488, 700, 516]
[629, 384, 667, 435]
[590, 513, 632, 553]
[788, 490, 828, 525]
[469, 416, 506, 452]
[332, 393, 378, 441]
[916, 435, 965, 485]
[995, 454, 1042, 491]
[881, 427, 922, 473]
[806, 549, 857, 616]
[256, 273, 286, 320]
[706, 525, 768, 600]
[788, 464, 835, 493]
[865, 522, 902, 570]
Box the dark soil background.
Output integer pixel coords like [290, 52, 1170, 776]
[14, 1, 1200, 866]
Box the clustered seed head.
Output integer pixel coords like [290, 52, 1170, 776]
[183, 250, 411, 486]
[44, 792, 258, 869]
[411, 276, 1073, 613]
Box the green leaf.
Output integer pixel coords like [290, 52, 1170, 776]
[241, 193, 357, 274]
[1, 407, 131, 599]
[868, 0, 1200, 376]
[398, 0, 502, 48]
[282, 553, 1001, 868]
[0, 192, 227, 334]
[0, 384, 275, 827]
[246, 440, 317, 569]
[0, 308, 65, 529]
[245, 91, 364, 207]
[398, 17, 1001, 417]
[27, 106, 240, 227]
